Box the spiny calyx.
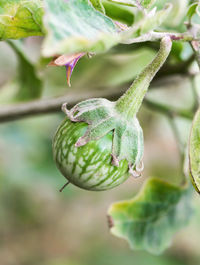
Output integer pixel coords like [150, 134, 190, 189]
[62, 98, 144, 177]
[60, 37, 172, 177]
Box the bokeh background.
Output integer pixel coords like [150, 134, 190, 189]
[0, 36, 200, 265]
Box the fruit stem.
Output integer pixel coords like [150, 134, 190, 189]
[115, 37, 172, 119]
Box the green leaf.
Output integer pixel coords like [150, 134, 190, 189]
[108, 178, 192, 254]
[7, 40, 43, 101]
[187, 2, 199, 21]
[189, 108, 200, 194]
[90, 0, 105, 13]
[151, 0, 190, 29]
[106, 0, 137, 7]
[140, 3, 172, 35]
[0, 0, 44, 40]
[42, 0, 119, 57]
[141, 0, 156, 8]
[106, 0, 155, 9]
[102, 0, 134, 26]
[121, 3, 172, 39]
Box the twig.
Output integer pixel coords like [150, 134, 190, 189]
[190, 74, 199, 110]
[0, 77, 195, 123]
[168, 117, 184, 155]
[186, 22, 200, 69]
[0, 86, 126, 123]
[143, 98, 193, 120]
[167, 117, 187, 186]
[190, 41, 200, 69]
[121, 31, 195, 44]
[156, 54, 195, 78]
[144, 97, 190, 185]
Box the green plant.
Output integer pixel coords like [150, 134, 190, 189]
[1, 0, 200, 255]
[53, 37, 171, 190]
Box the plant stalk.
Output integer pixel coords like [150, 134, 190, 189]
[115, 36, 172, 119]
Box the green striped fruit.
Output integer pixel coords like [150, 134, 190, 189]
[52, 38, 172, 191]
[53, 118, 131, 191]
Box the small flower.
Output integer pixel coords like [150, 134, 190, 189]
[49, 53, 85, 86]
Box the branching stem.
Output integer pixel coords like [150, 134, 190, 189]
[122, 31, 195, 44]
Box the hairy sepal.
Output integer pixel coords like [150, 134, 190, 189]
[62, 98, 144, 176]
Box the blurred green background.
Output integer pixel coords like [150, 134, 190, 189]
[0, 36, 200, 265]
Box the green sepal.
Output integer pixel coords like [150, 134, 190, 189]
[60, 37, 172, 177]
[62, 98, 144, 176]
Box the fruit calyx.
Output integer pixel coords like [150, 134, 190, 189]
[61, 37, 172, 177]
[62, 99, 144, 177]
